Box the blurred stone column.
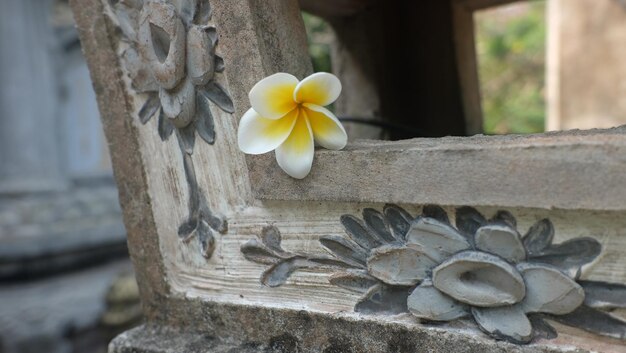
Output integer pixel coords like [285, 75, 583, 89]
[547, 0, 626, 131]
[0, 0, 66, 194]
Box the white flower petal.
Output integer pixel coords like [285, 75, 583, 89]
[294, 72, 341, 106]
[249, 73, 299, 119]
[303, 103, 347, 150]
[237, 108, 298, 155]
[275, 113, 314, 179]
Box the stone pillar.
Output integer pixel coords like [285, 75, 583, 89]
[0, 0, 66, 193]
[547, 0, 626, 131]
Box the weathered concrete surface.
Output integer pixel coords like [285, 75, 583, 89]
[249, 127, 626, 211]
[111, 307, 607, 353]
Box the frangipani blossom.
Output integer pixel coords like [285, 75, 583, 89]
[237, 72, 347, 179]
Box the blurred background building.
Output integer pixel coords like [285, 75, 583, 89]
[1, 0, 625, 352]
[0, 1, 140, 352]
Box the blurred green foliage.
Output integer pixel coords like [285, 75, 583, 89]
[302, 13, 333, 73]
[475, 2, 547, 134]
[302, 3, 547, 135]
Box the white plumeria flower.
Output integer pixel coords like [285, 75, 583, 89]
[237, 72, 347, 179]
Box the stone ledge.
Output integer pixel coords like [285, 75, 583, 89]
[110, 314, 597, 353]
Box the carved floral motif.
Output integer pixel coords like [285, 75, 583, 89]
[242, 205, 626, 344]
[109, 0, 234, 258]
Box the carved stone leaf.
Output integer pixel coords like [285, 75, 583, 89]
[474, 224, 526, 263]
[405, 217, 470, 262]
[362, 208, 396, 243]
[177, 217, 197, 240]
[422, 204, 450, 225]
[138, 94, 160, 124]
[200, 81, 235, 114]
[490, 210, 517, 228]
[407, 280, 468, 322]
[472, 306, 533, 344]
[382, 204, 413, 241]
[523, 219, 554, 256]
[197, 220, 215, 258]
[528, 315, 558, 341]
[195, 91, 216, 144]
[187, 25, 215, 86]
[319, 235, 367, 267]
[531, 237, 602, 278]
[354, 284, 410, 315]
[159, 77, 196, 128]
[366, 245, 437, 286]
[240, 238, 284, 265]
[550, 305, 626, 340]
[259, 225, 283, 253]
[175, 124, 196, 155]
[261, 257, 314, 287]
[455, 206, 486, 238]
[579, 280, 626, 310]
[340, 215, 383, 251]
[517, 263, 584, 315]
[328, 270, 379, 294]
[432, 251, 526, 307]
[157, 108, 175, 141]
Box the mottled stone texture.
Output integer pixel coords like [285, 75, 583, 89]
[111, 310, 579, 353]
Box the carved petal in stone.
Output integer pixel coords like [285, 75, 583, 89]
[432, 251, 526, 307]
[362, 208, 397, 243]
[160, 77, 196, 128]
[329, 270, 379, 294]
[366, 245, 437, 286]
[474, 224, 526, 263]
[579, 280, 626, 310]
[382, 204, 413, 241]
[122, 47, 159, 93]
[455, 206, 487, 238]
[405, 218, 470, 262]
[472, 306, 533, 344]
[522, 219, 554, 256]
[490, 210, 517, 228]
[187, 25, 215, 86]
[340, 214, 383, 251]
[530, 237, 601, 278]
[195, 90, 216, 144]
[138, 1, 186, 89]
[157, 108, 175, 141]
[320, 235, 368, 267]
[354, 284, 410, 314]
[518, 263, 585, 315]
[407, 280, 468, 321]
[422, 204, 450, 225]
[138, 94, 161, 124]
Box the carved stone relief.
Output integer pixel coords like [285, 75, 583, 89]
[109, 0, 234, 258]
[242, 205, 626, 344]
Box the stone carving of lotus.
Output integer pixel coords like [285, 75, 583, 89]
[242, 205, 626, 344]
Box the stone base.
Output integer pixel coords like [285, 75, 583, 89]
[109, 316, 604, 353]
